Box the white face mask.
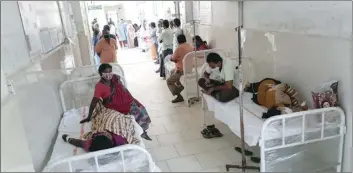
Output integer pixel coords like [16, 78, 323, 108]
[211, 67, 220, 72]
[102, 72, 113, 80]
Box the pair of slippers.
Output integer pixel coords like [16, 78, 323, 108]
[201, 125, 223, 139]
[234, 147, 261, 163]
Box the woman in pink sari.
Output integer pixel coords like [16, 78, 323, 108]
[127, 20, 135, 49]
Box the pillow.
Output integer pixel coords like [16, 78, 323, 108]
[311, 81, 339, 108]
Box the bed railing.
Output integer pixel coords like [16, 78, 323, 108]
[260, 107, 346, 172]
[69, 63, 125, 81]
[182, 48, 227, 75]
[55, 76, 158, 172]
[180, 49, 228, 106]
[59, 75, 127, 112]
[43, 144, 155, 172]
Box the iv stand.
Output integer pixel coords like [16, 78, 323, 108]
[187, 19, 201, 106]
[225, 26, 260, 172]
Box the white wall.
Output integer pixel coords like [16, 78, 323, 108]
[242, 2, 352, 171]
[1, 1, 86, 171]
[243, 1, 351, 39]
[70, 1, 93, 66]
[192, 1, 352, 172]
[1, 68, 8, 102]
[0, 1, 31, 77]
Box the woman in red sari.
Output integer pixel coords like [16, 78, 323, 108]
[80, 63, 152, 140]
[193, 35, 209, 51]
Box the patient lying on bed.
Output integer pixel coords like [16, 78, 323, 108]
[62, 132, 127, 152]
[62, 101, 138, 152]
[244, 78, 308, 119]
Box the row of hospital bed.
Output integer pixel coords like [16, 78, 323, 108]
[165, 49, 346, 172]
[42, 47, 346, 172]
[43, 65, 161, 172]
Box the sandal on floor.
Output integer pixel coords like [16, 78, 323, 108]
[250, 156, 261, 163]
[62, 134, 69, 142]
[141, 132, 152, 141]
[172, 96, 184, 103]
[207, 125, 223, 138]
[201, 129, 213, 139]
[234, 147, 253, 156]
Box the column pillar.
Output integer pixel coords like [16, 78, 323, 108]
[69, 1, 93, 66]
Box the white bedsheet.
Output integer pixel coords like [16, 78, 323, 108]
[203, 92, 340, 147]
[43, 107, 159, 172]
[203, 92, 265, 146]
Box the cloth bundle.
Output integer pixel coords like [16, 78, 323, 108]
[245, 78, 307, 119]
[85, 101, 139, 144]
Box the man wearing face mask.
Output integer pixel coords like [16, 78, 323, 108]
[95, 28, 118, 63]
[198, 53, 239, 139]
[198, 52, 239, 102]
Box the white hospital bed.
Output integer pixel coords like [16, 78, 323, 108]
[202, 92, 346, 172]
[43, 76, 160, 172]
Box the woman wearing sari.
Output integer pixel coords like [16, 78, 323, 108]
[80, 63, 152, 140]
[127, 20, 135, 49]
[62, 101, 139, 151]
[193, 35, 209, 51]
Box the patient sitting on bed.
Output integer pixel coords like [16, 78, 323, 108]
[198, 52, 239, 103]
[62, 101, 139, 152]
[198, 53, 239, 139]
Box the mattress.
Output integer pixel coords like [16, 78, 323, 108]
[43, 107, 160, 172]
[203, 92, 265, 146]
[203, 92, 339, 147]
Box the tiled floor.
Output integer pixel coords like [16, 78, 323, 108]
[118, 49, 260, 172]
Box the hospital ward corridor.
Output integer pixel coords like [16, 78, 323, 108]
[1, 1, 352, 172]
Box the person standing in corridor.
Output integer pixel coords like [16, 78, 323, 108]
[95, 32, 118, 63]
[172, 18, 183, 53]
[156, 20, 174, 79]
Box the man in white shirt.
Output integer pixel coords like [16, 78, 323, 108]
[198, 52, 239, 102]
[154, 19, 163, 64]
[156, 20, 174, 79]
[172, 18, 183, 53]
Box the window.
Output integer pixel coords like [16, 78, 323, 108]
[192, 1, 212, 25]
[18, 1, 65, 56]
[199, 1, 212, 25]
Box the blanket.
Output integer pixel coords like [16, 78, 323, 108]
[84, 101, 139, 144]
